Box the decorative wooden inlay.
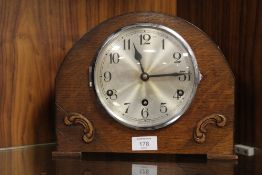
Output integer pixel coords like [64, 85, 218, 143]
[194, 114, 226, 144]
[64, 113, 95, 143]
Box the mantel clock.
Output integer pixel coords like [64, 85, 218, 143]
[53, 13, 236, 160]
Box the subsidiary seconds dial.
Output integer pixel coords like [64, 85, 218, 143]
[93, 23, 200, 130]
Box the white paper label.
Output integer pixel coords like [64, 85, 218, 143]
[132, 164, 158, 175]
[132, 136, 158, 151]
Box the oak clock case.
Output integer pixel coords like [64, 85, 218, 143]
[54, 13, 235, 159]
[92, 24, 200, 130]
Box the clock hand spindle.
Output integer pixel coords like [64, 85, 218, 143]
[133, 43, 145, 73]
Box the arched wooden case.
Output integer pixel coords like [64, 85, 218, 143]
[53, 13, 236, 159]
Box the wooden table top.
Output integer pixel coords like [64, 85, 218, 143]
[0, 144, 261, 175]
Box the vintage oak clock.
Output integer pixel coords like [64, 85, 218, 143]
[54, 13, 236, 159]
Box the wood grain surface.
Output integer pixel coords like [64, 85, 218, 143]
[177, 0, 262, 149]
[0, 0, 177, 148]
[55, 13, 235, 157]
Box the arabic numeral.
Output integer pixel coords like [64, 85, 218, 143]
[140, 141, 150, 147]
[109, 53, 120, 64]
[106, 89, 117, 100]
[140, 34, 151, 45]
[123, 39, 131, 50]
[173, 52, 181, 63]
[141, 108, 149, 119]
[124, 102, 130, 113]
[173, 89, 184, 99]
[160, 103, 167, 113]
[178, 72, 191, 81]
[103, 71, 111, 82]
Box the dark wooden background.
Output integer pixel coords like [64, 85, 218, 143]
[177, 0, 262, 149]
[0, 0, 261, 149]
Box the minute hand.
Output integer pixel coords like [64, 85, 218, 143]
[149, 72, 190, 78]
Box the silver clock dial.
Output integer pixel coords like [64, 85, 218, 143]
[93, 23, 200, 130]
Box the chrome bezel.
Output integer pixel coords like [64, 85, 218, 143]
[93, 23, 200, 130]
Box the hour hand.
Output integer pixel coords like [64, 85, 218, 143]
[133, 43, 145, 73]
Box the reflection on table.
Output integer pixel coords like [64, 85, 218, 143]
[0, 144, 260, 175]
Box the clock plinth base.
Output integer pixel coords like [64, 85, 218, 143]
[52, 151, 82, 159]
[207, 154, 238, 160]
[52, 150, 237, 160]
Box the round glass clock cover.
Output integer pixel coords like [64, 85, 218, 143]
[93, 23, 200, 130]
